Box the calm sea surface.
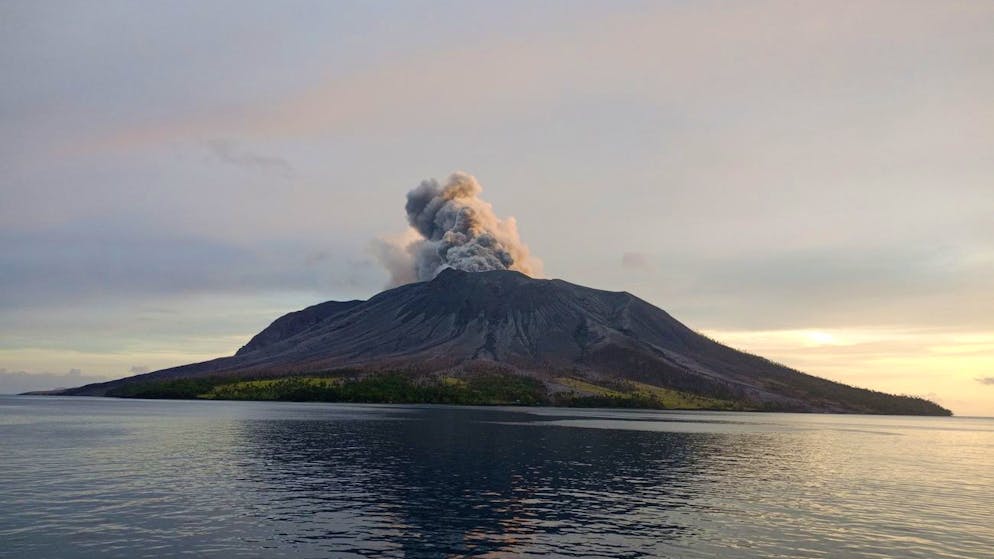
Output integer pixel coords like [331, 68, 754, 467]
[1, 396, 992, 558]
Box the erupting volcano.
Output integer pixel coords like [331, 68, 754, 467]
[56, 173, 949, 415]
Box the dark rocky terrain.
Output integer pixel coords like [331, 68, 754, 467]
[57, 269, 950, 415]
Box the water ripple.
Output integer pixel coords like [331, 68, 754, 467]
[1, 398, 992, 558]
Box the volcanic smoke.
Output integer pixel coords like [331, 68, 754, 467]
[375, 172, 542, 286]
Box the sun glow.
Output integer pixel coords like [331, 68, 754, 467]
[702, 327, 994, 416]
[803, 331, 838, 346]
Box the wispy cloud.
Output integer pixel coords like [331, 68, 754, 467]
[78, 1, 992, 153]
[207, 139, 293, 178]
[0, 225, 369, 309]
[621, 252, 652, 271]
[977, 377, 994, 386]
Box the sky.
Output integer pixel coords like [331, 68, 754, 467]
[1, 1, 992, 415]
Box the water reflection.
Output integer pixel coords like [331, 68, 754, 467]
[3, 399, 992, 559]
[238, 407, 731, 557]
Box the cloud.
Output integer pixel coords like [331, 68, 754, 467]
[375, 172, 542, 286]
[976, 377, 994, 386]
[370, 232, 419, 288]
[0, 224, 376, 310]
[70, 0, 992, 157]
[617, 240, 994, 330]
[621, 252, 651, 270]
[129, 365, 150, 374]
[0, 368, 111, 394]
[207, 139, 293, 178]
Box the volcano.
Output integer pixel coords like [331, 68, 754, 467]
[59, 269, 949, 415]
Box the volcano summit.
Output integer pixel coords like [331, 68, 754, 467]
[58, 269, 949, 415]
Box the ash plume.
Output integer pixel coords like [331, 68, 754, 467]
[374, 172, 542, 286]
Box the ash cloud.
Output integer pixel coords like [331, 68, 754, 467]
[375, 172, 542, 286]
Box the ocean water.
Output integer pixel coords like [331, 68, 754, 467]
[1, 396, 992, 559]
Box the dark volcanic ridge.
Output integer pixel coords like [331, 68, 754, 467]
[59, 269, 950, 415]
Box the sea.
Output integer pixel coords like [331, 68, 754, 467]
[1, 396, 992, 558]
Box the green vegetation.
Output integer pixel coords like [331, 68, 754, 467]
[208, 373, 549, 405]
[106, 377, 221, 399]
[106, 371, 752, 411]
[103, 368, 950, 415]
[203, 376, 342, 400]
[108, 372, 549, 406]
[554, 377, 744, 410]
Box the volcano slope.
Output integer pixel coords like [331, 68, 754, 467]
[59, 269, 949, 415]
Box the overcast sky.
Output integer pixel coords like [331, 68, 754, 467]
[2, 1, 992, 414]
